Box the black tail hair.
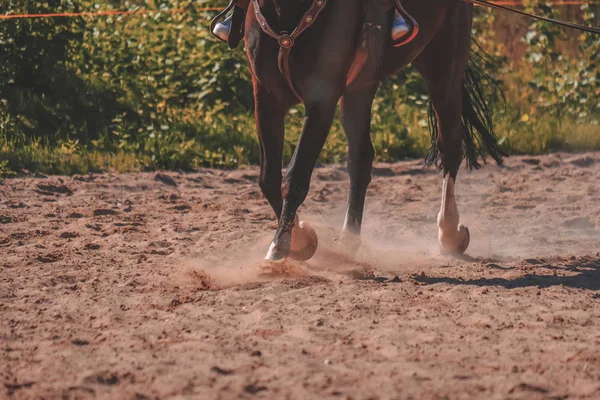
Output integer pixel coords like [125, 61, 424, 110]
[425, 39, 507, 170]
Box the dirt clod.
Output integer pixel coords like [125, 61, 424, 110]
[211, 367, 233, 376]
[244, 384, 267, 394]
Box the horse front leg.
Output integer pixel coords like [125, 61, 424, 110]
[340, 84, 379, 241]
[265, 96, 339, 262]
[254, 83, 288, 219]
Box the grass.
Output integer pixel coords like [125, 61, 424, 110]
[500, 120, 600, 155]
[2, 113, 599, 178]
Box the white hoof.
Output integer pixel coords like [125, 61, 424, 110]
[439, 224, 470, 255]
[289, 221, 318, 261]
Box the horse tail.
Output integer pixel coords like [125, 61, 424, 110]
[426, 39, 507, 170]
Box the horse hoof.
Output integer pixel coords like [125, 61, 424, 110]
[290, 221, 318, 261]
[440, 224, 470, 255]
[455, 225, 470, 254]
[265, 241, 288, 263]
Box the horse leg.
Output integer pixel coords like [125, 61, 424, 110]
[254, 84, 288, 219]
[430, 82, 471, 253]
[426, 83, 471, 254]
[413, 6, 471, 254]
[265, 97, 339, 262]
[437, 169, 470, 254]
[340, 84, 379, 240]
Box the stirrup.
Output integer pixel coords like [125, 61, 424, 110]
[210, 0, 236, 42]
[211, 2, 246, 49]
[391, 2, 419, 47]
[213, 17, 232, 42]
[391, 13, 410, 42]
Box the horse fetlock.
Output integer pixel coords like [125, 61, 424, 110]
[438, 224, 470, 255]
[265, 229, 292, 262]
[266, 216, 318, 262]
[342, 214, 362, 236]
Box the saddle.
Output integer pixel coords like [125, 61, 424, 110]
[211, 0, 419, 99]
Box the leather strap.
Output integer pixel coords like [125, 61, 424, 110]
[228, 6, 247, 49]
[253, 0, 328, 101]
[346, 38, 369, 87]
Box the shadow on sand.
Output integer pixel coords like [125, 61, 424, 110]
[413, 256, 600, 291]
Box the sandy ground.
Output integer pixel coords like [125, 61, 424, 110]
[1, 152, 600, 400]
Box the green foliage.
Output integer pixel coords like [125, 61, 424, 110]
[0, 1, 598, 176]
[523, 3, 599, 121]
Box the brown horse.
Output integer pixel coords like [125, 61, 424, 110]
[242, 0, 505, 262]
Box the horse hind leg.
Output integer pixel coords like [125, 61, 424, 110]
[340, 84, 379, 247]
[413, 8, 472, 255]
[427, 83, 471, 255]
[438, 170, 470, 254]
[414, 5, 504, 255]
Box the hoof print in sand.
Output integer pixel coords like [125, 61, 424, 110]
[93, 209, 119, 217]
[35, 184, 74, 196]
[36, 253, 62, 263]
[155, 173, 177, 187]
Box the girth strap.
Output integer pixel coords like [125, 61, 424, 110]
[253, 0, 328, 101]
